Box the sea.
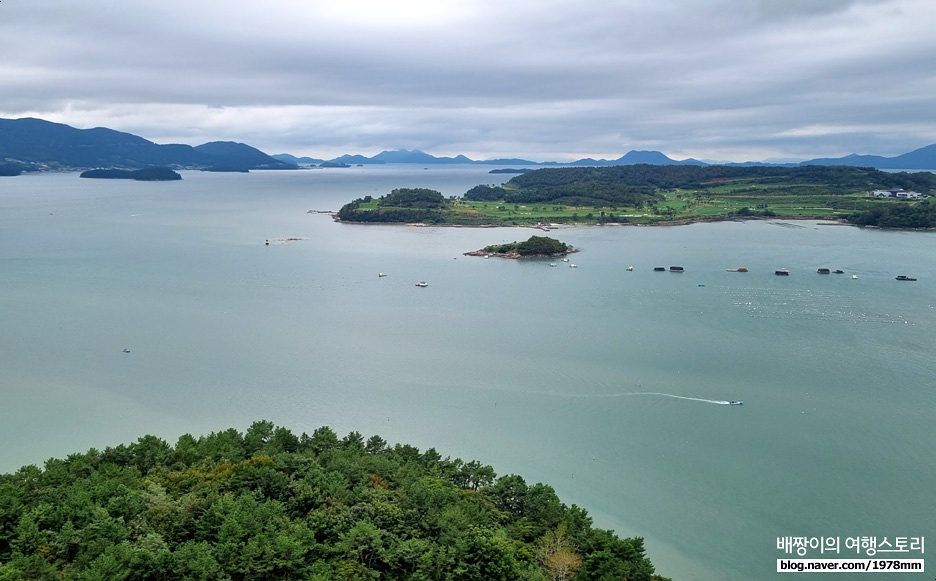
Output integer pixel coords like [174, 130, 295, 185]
[1, 166, 933, 580]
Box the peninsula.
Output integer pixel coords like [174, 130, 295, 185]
[335, 165, 936, 228]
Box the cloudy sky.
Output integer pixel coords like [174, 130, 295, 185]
[2, 0, 935, 162]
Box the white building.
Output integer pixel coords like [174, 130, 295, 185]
[871, 188, 925, 199]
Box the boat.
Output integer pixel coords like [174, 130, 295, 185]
[626, 266, 633, 271]
[895, 275, 917, 281]
[728, 400, 743, 405]
[669, 266, 684, 272]
[654, 267, 666, 271]
[415, 281, 428, 287]
[775, 269, 790, 276]
[817, 268, 830, 274]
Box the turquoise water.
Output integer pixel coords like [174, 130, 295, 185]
[1, 168, 933, 580]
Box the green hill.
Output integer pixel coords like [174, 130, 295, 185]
[0, 422, 668, 581]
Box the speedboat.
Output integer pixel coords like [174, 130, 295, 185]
[626, 266, 634, 271]
[895, 275, 917, 281]
[378, 272, 387, 277]
[415, 281, 428, 287]
[728, 400, 743, 405]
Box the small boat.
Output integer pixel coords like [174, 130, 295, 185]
[895, 275, 917, 281]
[728, 400, 743, 405]
[122, 348, 131, 353]
[817, 268, 830, 274]
[626, 266, 633, 271]
[378, 273, 387, 277]
[562, 258, 570, 262]
[851, 275, 858, 279]
[775, 269, 790, 276]
[669, 266, 684, 272]
[415, 281, 428, 287]
[653, 267, 666, 271]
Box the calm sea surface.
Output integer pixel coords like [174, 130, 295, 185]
[1, 167, 933, 580]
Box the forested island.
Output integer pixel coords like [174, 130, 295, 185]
[79, 167, 182, 181]
[0, 422, 668, 581]
[335, 165, 936, 228]
[466, 235, 576, 258]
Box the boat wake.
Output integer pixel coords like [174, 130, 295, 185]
[568, 392, 733, 405]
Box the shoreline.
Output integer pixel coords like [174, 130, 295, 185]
[332, 214, 857, 229]
[463, 247, 580, 259]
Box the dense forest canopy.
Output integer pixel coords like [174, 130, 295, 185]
[504, 164, 936, 193]
[0, 422, 668, 581]
[463, 185, 508, 201]
[336, 189, 450, 224]
[848, 197, 936, 228]
[378, 188, 446, 209]
[479, 236, 571, 257]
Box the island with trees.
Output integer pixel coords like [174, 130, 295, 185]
[465, 235, 577, 259]
[0, 421, 669, 581]
[334, 165, 936, 228]
[79, 167, 183, 181]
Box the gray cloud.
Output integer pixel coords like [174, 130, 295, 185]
[1, 0, 934, 161]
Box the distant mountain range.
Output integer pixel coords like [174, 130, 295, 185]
[2, 117, 934, 173]
[272, 145, 936, 170]
[0, 117, 295, 173]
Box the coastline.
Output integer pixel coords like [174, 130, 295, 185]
[332, 214, 856, 229]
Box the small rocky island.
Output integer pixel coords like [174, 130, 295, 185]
[465, 235, 577, 258]
[79, 167, 182, 181]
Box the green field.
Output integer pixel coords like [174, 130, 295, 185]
[441, 189, 885, 225]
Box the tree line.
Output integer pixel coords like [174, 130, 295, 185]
[848, 198, 936, 228]
[0, 422, 669, 581]
[503, 165, 936, 193]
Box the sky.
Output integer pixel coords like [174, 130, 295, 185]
[2, 0, 935, 163]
